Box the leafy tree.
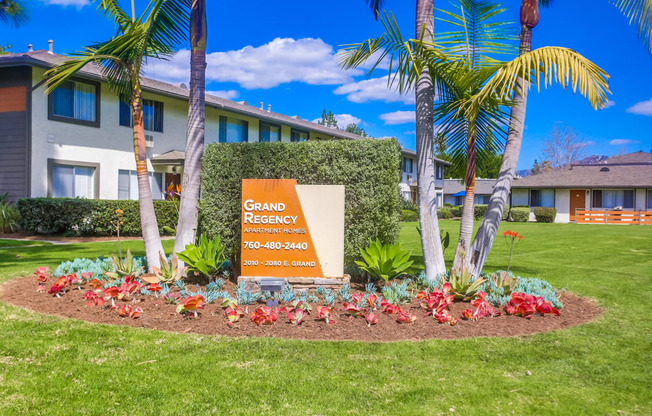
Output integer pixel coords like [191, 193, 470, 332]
[45, 0, 190, 270]
[345, 123, 368, 137]
[0, 44, 12, 55]
[317, 109, 338, 128]
[0, 0, 27, 27]
[174, 0, 207, 254]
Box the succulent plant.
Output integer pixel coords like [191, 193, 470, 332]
[447, 267, 486, 301]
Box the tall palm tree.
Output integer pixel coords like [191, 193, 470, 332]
[0, 0, 27, 26]
[45, 0, 190, 271]
[174, 0, 206, 254]
[341, 0, 610, 273]
[360, 0, 448, 281]
[468, 0, 651, 277]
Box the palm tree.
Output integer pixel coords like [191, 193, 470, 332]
[468, 0, 651, 277]
[340, 0, 610, 273]
[174, 0, 206, 254]
[45, 0, 190, 271]
[359, 0, 448, 281]
[0, 0, 27, 26]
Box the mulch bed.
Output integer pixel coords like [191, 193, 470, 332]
[0, 276, 603, 342]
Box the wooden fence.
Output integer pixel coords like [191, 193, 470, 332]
[576, 210, 652, 225]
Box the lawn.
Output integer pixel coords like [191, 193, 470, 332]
[0, 221, 650, 415]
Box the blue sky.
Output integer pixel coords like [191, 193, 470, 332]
[2, 0, 651, 170]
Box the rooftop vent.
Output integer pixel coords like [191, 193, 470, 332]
[48, 39, 53, 54]
[27, 44, 33, 52]
[600, 167, 610, 172]
[179, 83, 188, 89]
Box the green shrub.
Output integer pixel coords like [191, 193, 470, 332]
[399, 197, 419, 213]
[201, 139, 401, 267]
[534, 207, 557, 223]
[177, 235, 226, 278]
[0, 193, 21, 233]
[355, 239, 418, 282]
[510, 207, 531, 222]
[450, 206, 463, 217]
[16, 198, 178, 236]
[474, 204, 488, 219]
[437, 207, 452, 219]
[400, 209, 418, 222]
[443, 203, 453, 207]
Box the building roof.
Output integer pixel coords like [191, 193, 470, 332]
[0, 49, 366, 141]
[443, 178, 496, 195]
[151, 150, 186, 165]
[399, 147, 451, 166]
[512, 153, 652, 189]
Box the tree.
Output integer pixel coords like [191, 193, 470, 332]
[468, 0, 651, 277]
[345, 123, 368, 137]
[530, 159, 552, 175]
[341, 0, 610, 275]
[45, 0, 190, 271]
[541, 125, 587, 168]
[317, 109, 338, 128]
[0, 0, 27, 26]
[174, 0, 206, 255]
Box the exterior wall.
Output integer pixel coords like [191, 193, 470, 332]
[0, 66, 31, 202]
[27, 68, 352, 200]
[398, 153, 445, 207]
[554, 189, 570, 223]
[511, 189, 528, 206]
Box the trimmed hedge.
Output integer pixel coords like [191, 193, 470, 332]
[437, 207, 452, 219]
[510, 207, 531, 222]
[400, 209, 418, 222]
[450, 206, 463, 217]
[201, 139, 402, 267]
[534, 207, 557, 223]
[16, 198, 178, 236]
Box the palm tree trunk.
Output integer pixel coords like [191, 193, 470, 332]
[415, 0, 446, 280]
[467, 25, 533, 278]
[174, 0, 207, 255]
[131, 82, 164, 271]
[452, 133, 476, 272]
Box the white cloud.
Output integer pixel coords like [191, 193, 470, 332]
[41, 0, 89, 8]
[580, 140, 597, 147]
[603, 100, 616, 109]
[333, 77, 415, 104]
[626, 98, 652, 116]
[311, 114, 362, 128]
[405, 130, 416, 135]
[145, 38, 361, 89]
[379, 110, 415, 125]
[206, 90, 240, 100]
[609, 139, 640, 145]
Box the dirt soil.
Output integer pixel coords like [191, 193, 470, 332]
[0, 276, 603, 342]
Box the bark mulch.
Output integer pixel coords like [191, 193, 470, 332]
[0, 276, 603, 342]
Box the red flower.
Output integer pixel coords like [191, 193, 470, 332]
[316, 306, 336, 324]
[366, 294, 377, 308]
[397, 310, 416, 324]
[365, 312, 378, 327]
[382, 304, 401, 314]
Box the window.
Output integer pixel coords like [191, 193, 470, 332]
[475, 195, 489, 204]
[49, 79, 99, 126]
[291, 129, 309, 142]
[260, 122, 281, 142]
[530, 189, 554, 207]
[648, 190, 652, 209]
[436, 164, 443, 180]
[592, 189, 634, 209]
[118, 170, 164, 200]
[51, 164, 95, 198]
[119, 98, 164, 132]
[219, 116, 248, 143]
[402, 157, 413, 173]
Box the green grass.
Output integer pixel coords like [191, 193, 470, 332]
[0, 239, 50, 248]
[0, 222, 650, 415]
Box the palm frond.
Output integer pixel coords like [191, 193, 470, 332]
[611, 0, 652, 53]
[365, 0, 387, 19]
[471, 46, 611, 116]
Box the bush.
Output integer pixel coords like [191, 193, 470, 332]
[474, 204, 488, 219]
[534, 207, 557, 223]
[510, 207, 530, 222]
[16, 198, 178, 236]
[201, 139, 401, 267]
[0, 193, 21, 233]
[437, 207, 452, 219]
[400, 209, 418, 222]
[450, 206, 463, 217]
[443, 203, 453, 207]
[399, 197, 419, 213]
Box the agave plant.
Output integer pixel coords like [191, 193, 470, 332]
[491, 271, 518, 295]
[355, 239, 418, 283]
[447, 267, 486, 302]
[105, 250, 143, 280]
[177, 235, 226, 278]
[142, 253, 187, 284]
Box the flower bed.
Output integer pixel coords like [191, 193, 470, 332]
[0, 260, 602, 342]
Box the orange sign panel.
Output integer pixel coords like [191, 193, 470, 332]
[240, 179, 324, 278]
